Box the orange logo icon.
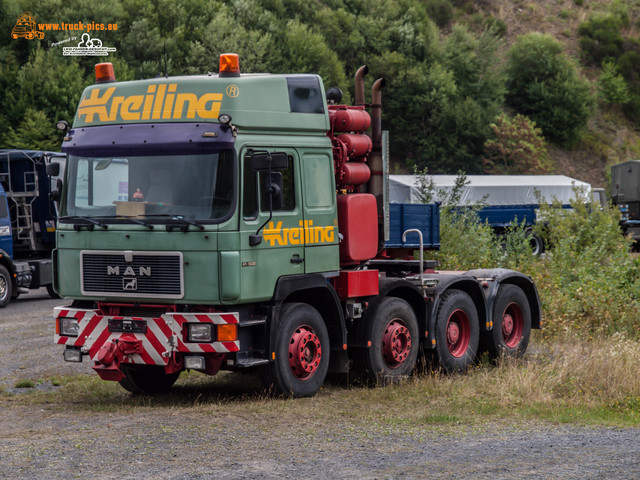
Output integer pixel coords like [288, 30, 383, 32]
[226, 84, 240, 98]
[11, 12, 44, 40]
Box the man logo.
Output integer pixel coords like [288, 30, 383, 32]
[123, 278, 137, 291]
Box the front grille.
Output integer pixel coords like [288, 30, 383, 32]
[81, 250, 183, 298]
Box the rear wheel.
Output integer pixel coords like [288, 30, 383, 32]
[355, 297, 419, 383]
[526, 229, 545, 255]
[260, 303, 329, 397]
[0, 265, 12, 308]
[483, 284, 531, 358]
[435, 289, 479, 373]
[119, 365, 180, 394]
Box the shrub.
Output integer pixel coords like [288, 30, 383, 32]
[598, 61, 631, 104]
[484, 16, 507, 37]
[578, 13, 626, 66]
[533, 196, 640, 337]
[425, 0, 454, 28]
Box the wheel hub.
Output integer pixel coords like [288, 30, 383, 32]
[288, 326, 322, 380]
[447, 322, 460, 344]
[382, 319, 411, 368]
[502, 303, 524, 348]
[446, 310, 470, 358]
[502, 314, 514, 336]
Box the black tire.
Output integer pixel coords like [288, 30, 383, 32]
[527, 230, 545, 255]
[118, 365, 180, 394]
[260, 303, 329, 398]
[354, 297, 419, 383]
[434, 289, 479, 373]
[0, 265, 12, 308]
[483, 284, 531, 358]
[46, 284, 60, 299]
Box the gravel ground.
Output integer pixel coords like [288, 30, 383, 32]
[1, 290, 640, 480]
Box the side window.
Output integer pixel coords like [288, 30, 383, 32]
[243, 155, 258, 220]
[260, 156, 294, 212]
[243, 152, 295, 221]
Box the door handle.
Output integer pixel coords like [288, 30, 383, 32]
[290, 255, 304, 264]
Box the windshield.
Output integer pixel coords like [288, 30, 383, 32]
[62, 151, 235, 221]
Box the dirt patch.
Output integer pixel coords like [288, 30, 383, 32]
[2, 291, 640, 479]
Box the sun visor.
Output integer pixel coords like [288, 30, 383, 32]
[62, 123, 235, 157]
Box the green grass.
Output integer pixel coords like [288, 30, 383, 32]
[2, 334, 639, 428]
[14, 379, 35, 389]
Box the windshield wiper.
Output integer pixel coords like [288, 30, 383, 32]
[117, 216, 154, 229]
[145, 214, 205, 231]
[59, 215, 109, 231]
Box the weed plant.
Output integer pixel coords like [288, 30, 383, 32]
[423, 174, 640, 338]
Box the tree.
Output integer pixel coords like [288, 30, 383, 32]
[4, 108, 61, 151]
[505, 33, 595, 146]
[482, 113, 551, 175]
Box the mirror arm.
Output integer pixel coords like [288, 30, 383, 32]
[249, 157, 274, 247]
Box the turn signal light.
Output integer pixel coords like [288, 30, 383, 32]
[95, 62, 116, 83]
[219, 53, 240, 77]
[217, 324, 238, 342]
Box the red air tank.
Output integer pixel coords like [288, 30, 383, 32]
[341, 162, 371, 185]
[332, 108, 371, 132]
[337, 133, 372, 157]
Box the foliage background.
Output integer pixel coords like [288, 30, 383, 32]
[2, 0, 639, 182]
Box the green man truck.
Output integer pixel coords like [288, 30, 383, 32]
[53, 55, 541, 397]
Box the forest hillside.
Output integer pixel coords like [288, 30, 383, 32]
[2, 0, 640, 188]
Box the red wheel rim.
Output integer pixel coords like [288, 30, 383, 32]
[447, 309, 470, 358]
[288, 325, 322, 380]
[382, 319, 412, 369]
[502, 302, 524, 348]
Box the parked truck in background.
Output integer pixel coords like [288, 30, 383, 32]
[0, 150, 63, 307]
[611, 160, 640, 250]
[52, 55, 541, 397]
[390, 174, 592, 255]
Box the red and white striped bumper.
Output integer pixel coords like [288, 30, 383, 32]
[54, 306, 240, 367]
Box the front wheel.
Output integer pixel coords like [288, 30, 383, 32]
[0, 265, 12, 308]
[435, 289, 479, 373]
[260, 303, 329, 397]
[119, 365, 180, 394]
[483, 284, 531, 358]
[46, 284, 60, 299]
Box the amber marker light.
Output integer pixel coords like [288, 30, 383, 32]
[217, 323, 238, 342]
[95, 63, 115, 83]
[219, 53, 240, 77]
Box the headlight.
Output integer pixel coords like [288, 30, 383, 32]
[186, 323, 214, 343]
[59, 317, 79, 337]
[184, 356, 206, 370]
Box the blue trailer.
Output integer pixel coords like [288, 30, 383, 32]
[386, 202, 440, 250]
[389, 175, 592, 254]
[0, 150, 64, 306]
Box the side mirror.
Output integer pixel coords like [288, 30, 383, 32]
[251, 152, 288, 171]
[50, 178, 63, 202]
[262, 172, 283, 210]
[46, 162, 60, 177]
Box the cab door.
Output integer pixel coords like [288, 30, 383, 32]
[238, 147, 305, 302]
[299, 149, 339, 274]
